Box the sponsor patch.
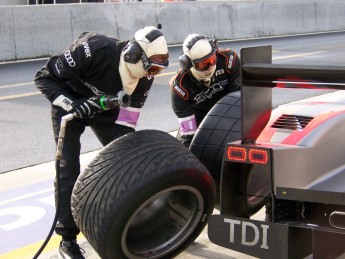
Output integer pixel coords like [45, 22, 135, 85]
[62, 97, 72, 107]
[194, 83, 223, 103]
[64, 50, 76, 67]
[215, 69, 224, 76]
[82, 41, 91, 58]
[174, 85, 186, 97]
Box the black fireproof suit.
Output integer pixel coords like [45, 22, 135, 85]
[35, 32, 153, 241]
[170, 48, 241, 147]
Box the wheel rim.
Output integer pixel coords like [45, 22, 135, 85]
[121, 186, 204, 259]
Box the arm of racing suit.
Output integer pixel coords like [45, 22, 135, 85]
[225, 49, 241, 92]
[170, 75, 197, 148]
[115, 76, 154, 130]
[34, 32, 95, 111]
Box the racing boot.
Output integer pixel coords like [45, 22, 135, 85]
[59, 240, 85, 259]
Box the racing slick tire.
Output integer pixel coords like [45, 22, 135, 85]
[190, 91, 269, 214]
[71, 129, 216, 259]
[189, 91, 241, 190]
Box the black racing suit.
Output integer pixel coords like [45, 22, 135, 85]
[170, 48, 241, 147]
[35, 32, 153, 241]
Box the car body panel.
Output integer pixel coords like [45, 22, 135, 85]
[209, 45, 345, 258]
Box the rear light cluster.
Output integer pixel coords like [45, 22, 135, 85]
[227, 145, 269, 164]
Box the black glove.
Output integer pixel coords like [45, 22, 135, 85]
[181, 134, 194, 149]
[71, 97, 102, 119]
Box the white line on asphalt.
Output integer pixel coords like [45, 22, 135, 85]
[0, 82, 34, 89]
[273, 51, 327, 60]
[0, 187, 54, 206]
[0, 91, 42, 101]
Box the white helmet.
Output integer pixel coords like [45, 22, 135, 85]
[182, 34, 217, 86]
[120, 26, 169, 94]
[123, 26, 169, 77]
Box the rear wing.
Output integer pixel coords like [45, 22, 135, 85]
[240, 45, 345, 144]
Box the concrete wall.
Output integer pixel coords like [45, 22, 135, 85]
[1, 0, 345, 61]
[0, 0, 26, 5]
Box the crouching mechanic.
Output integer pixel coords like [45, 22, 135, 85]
[34, 26, 169, 259]
[170, 34, 240, 148]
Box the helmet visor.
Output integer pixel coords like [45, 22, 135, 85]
[192, 50, 217, 71]
[149, 53, 169, 64]
[146, 63, 168, 76]
[142, 53, 169, 76]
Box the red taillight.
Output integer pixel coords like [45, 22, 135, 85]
[249, 149, 268, 164]
[227, 147, 247, 162]
[226, 146, 269, 165]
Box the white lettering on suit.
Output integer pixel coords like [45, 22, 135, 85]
[194, 83, 223, 103]
[82, 41, 92, 58]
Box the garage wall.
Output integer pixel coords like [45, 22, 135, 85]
[1, 0, 345, 61]
[0, 0, 26, 5]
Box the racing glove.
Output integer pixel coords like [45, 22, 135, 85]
[52, 94, 74, 112]
[181, 134, 194, 148]
[70, 98, 102, 119]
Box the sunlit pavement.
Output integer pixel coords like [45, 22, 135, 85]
[0, 147, 263, 259]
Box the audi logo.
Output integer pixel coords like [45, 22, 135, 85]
[64, 50, 76, 67]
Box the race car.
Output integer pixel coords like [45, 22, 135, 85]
[207, 45, 345, 259]
[70, 45, 345, 258]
